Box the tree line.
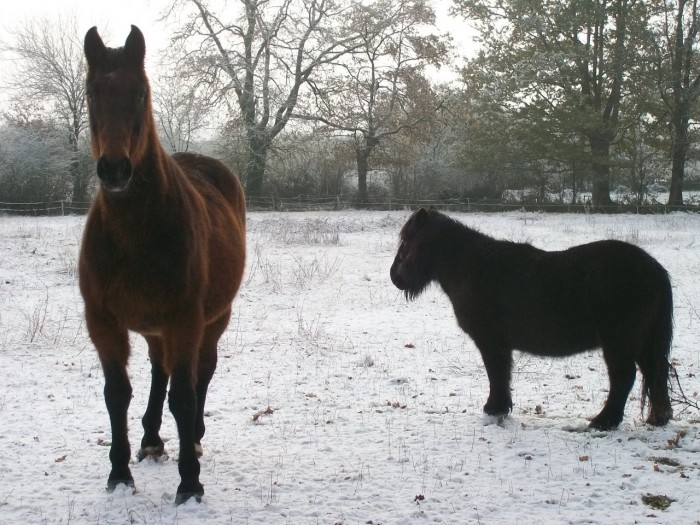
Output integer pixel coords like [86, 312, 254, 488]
[1, 0, 700, 211]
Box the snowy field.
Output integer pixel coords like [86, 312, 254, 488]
[1, 210, 699, 525]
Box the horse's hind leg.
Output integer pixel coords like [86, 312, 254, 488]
[194, 308, 231, 457]
[589, 349, 636, 430]
[138, 336, 169, 461]
[637, 356, 672, 427]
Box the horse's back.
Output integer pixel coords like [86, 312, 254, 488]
[173, 152, 246, 221]
[568, 239, 671, 334]
[563, 239, 670, 301]
[470, 237, 671, 355]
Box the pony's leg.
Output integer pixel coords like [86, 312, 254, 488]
[637, 358, 673, 427]
[138, 336, 169, 461]
[476, 342, 514, 416]
[194, 308, 231, 457]
[87, 311, 133, 490]
[165, 311, 205, 504]
[589, 351, 636, 430]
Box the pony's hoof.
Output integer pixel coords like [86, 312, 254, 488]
[106, 478, 135, 493]
[588, 416, 620, 431]
[483, 402, 512, 418]
[646, 407, 672, 427]
[175, 484, 204, 505]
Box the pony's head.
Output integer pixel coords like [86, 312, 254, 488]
[390, 208, 440, 300]
[84, 25, 151, 194]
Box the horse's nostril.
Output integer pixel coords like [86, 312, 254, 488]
[97, 156, 131, 177]
[96, 156, 133, 192]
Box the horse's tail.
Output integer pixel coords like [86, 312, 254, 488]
[639, 269, 673, 426]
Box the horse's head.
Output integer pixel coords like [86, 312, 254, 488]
[390, 207, 436, 300]
[84, 25, 151, 194]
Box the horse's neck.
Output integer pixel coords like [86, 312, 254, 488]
[99, 141, 181, 238]
[435, 224, 481, 288]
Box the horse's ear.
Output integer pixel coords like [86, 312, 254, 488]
[414, 207, 429, 227]
[84, 26, 106, 69]
[124, 25, 146, 68]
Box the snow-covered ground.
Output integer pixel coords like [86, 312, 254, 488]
[1, 210, 699, 525]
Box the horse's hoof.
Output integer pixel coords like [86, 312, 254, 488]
[646, 408, 672, 427]
[483, 403, 512, 418]
[588, 417, 620, 431]
[175, 486, 203, 505]
[106, 478, 135, 493]
[137, 444, 165, 462]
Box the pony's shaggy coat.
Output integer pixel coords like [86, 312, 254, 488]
[391, 208, 672, 430]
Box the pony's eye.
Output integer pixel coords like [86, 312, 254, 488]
[398, 240, 409, 260]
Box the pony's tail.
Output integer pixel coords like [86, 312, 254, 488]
[639, 272, 673, 427]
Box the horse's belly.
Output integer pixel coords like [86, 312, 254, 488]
[510, 323, 600, 357]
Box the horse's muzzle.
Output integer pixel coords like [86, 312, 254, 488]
[390, 261, 406, 289]
[97, 156, 133, 193]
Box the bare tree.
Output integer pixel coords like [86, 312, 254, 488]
[297, 0, 448, 203]
[1, 15, 90, 203]
[167, 0, 369, 198]
[152, 74, 213, 153]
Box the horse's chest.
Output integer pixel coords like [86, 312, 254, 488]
[96, 244, 200, 313]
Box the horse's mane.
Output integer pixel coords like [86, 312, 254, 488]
[400, 208, 485, 243]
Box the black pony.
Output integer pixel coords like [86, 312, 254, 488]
[390, 208, 673, 430]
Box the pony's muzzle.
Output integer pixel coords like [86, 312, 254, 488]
[390, 263, 406, 289]
[97, 156, 133, 193]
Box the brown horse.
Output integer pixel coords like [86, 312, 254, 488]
[79, 26, 246, 504]
[391, 208, 673, 430]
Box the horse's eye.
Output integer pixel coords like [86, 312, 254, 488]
[398, 240, 408, 259]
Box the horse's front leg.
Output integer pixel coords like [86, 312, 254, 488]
[138, 336, 169, 461]
[475, 339, 513, 417]
[165, 314, 205, 504]
[87, 311, 133, 490]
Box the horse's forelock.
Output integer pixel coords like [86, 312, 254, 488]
[400, 208, 428, 240]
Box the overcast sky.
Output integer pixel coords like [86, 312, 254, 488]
[1, 0, 476, 60]
[0, 0, 476, 109]
[1, 0, 169, 63]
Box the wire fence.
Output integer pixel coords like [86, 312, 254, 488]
[0, 200, 92, 216]
[1, 196, 698, 216]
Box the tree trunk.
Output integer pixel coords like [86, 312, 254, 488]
[355, 135, 378, 205]
[69, 138, 88, 206]
[668, 112, 689, 207]
[356, 147, 370, 204]
[588, 133, 613, 208]
[244, 135, 269, 200]
[71, 161, 89, 205]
